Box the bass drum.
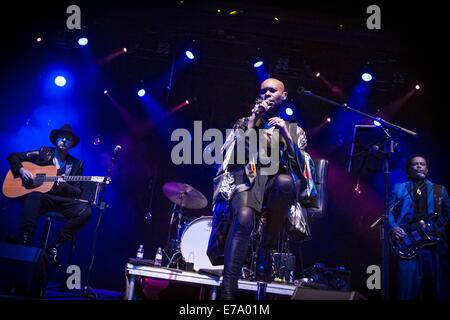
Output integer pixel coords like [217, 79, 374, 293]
[180, 216, 223, 272]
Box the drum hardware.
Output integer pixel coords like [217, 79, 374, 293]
[162, 182, 208, 269]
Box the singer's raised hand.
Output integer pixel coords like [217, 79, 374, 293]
[268, 117, 290, 139]
[249, 99, 271, 128]
[251, 99, 271, 116]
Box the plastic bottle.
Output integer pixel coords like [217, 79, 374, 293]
[188, 251, 195, 264]
[185, 251, 195, 271]
[136, 245, 144, 259]
[154, 247, 163, 266]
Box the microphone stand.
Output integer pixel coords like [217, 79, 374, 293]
[298, 87, 417, 300]
[81, 148, 116, 299]
[298, 87, 417, 137]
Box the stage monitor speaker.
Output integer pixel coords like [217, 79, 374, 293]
[291, 285, 366, 300]
[0, 242, 48, 298]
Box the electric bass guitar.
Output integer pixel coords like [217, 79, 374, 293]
[2, 161, 110, 198]
[390, 212, 449, 259]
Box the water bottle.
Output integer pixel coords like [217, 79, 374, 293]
[136, 244, 144, 259]
[188, 251, 195, 264]
[154, 247, 163, 267]
[185, 251, 194, 271]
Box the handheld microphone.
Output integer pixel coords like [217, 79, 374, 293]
[254, 98, 267, 116]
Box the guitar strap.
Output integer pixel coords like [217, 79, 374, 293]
[433, 184, 443, 214]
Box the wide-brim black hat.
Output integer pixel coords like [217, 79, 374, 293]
[49, 124, 80, 148]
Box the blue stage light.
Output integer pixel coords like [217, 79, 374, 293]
[138, 89, 146, 97]
[78, 37, 88, 46]
[362, 73, 373, 82]
[253, 61, 263, 68]
[185, 50, 195, 60]
[54, 76, 67, 87]
[285, 107, 293, 116]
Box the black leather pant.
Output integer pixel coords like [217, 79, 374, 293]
[19, 191, 92, 247]
[221, 174, 295, 299]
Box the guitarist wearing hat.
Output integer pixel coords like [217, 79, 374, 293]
[6, 124, 91, 264]
[389, 155, 450, 299]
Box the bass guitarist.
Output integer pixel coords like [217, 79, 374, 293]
[389, 155, 450, 299]
[6, 124, 91, 264]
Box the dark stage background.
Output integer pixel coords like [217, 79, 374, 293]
[0, 1, 448, 299]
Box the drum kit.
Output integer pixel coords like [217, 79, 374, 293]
[162, 182, 223, 271]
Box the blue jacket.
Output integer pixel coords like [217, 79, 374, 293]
[388, 179, 450, 254]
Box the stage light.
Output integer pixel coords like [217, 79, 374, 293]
[103, 90, 108, 94]
[415, 84, 421, 90]
[123, 47, 128, 53]
[274, 17, 280, 21]
[36, 37, 42, 42]
[316, 72, 321, 78]
[362, 73, 373, 82]
[185, 100, 190, 104]
[93, 137, 101, 146]
[327, 117, 331, 123]
[54, 76, 66, 87]
[229, 11, 238, 15]
[185, 50, 195, 60]
[138, 89, 146, 97]
[78, 37, 88, 46]
[285, 107, 293, 116]
[373, 119, 382, 126]
[253, 61, 264, 68]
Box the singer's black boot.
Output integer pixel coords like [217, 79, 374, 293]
[221, 207, 255, 300]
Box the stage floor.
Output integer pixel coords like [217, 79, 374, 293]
[125, 260, 296, 300]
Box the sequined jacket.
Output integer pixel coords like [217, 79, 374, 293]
[207, 117, 317, 265]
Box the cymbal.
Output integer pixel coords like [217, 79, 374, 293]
[162, 182, 208, 209]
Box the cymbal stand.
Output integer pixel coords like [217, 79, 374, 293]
[165, 193, 186, 268]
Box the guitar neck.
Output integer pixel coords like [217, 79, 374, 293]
[44, 176, 106, 182]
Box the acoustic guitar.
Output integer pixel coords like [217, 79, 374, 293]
[2, 161, 110, 198]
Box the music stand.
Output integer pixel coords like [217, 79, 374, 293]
[348, 125, 390, 175]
